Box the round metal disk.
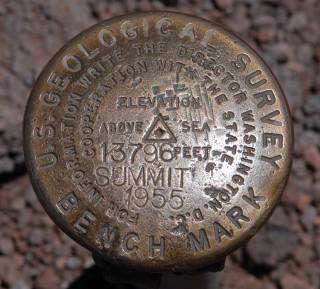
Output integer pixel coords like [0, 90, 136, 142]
[24, 11, 293, 272]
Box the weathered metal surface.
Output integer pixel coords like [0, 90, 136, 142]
[23, 11, 293, 273]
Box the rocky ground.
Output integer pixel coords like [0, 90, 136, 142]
[1, 0, 320, 288]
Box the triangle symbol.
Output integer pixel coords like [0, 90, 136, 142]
[142, 114, 177, 143]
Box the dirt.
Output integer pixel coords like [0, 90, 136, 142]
[1, 1, 320, 288]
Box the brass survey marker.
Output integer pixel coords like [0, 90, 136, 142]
[24, 11, 293, 288]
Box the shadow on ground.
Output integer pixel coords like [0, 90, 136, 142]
[65, 265, 222, 289]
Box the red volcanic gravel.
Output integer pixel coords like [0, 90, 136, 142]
[1, 1, 320, 289]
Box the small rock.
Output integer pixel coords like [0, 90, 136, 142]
[27, 228, 44, 246]
[0, 237, 15, 255]
[272, 64, 303, 109]
[34, 268, 59, 289]
[282, 178, 312, 211]
[253, 14, 275, 27]
[254, 26, 276, 43]
[280, 273, 314, 289]
[17, 209, 32, 227]
[222, 261, 277, 289]
[314, 235, 320, 258]
[0, 156, 15, 175]
[0, 256, 20, 284]
[15, 239, 28, 254]
[84, 256, 94, 269]
[287, 12, 307, 31]
[303, 146, 320, 172]
[295, 193, 312, 212]
[245, 223, 298, 268]
[267, 42, 293, 63]
[303, 95, 320, 116]
[214, 0, 234, 10]
[9, 281, 30, 289]
[268, 206, 290, 227]
[294, 245, 314, 266]
[301, 207, 317, 232]
[10, 197, 25, 211]
[24, 187, 38, 208]
[66, 256, 82, 270]
[52, 245, 71, 257]
[54, 257, 67, 270]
